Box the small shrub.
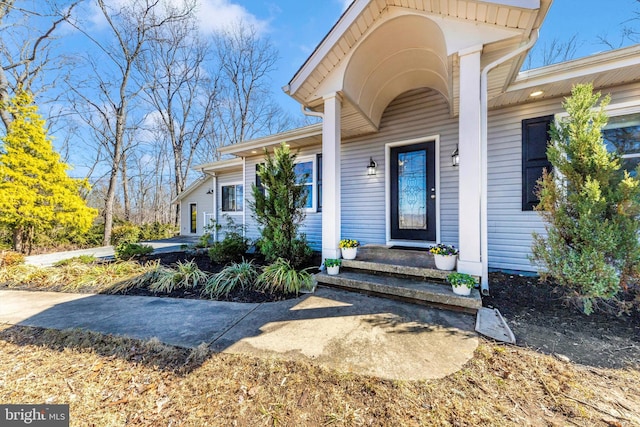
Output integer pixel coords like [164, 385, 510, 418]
[111, 224, 141, 246]
[208, 232, 249, 264]
[114, 242, 154, 261]
[196, 233, 212, 249]
[149, 260, 208, 293]
[0, 250, 25, 267]
[203, 259, 259, 299]
[257, 257, 314, 295]
[53, 255, 97, 267]
[257, 235, 312, 270]
[139, 222, 177, 240]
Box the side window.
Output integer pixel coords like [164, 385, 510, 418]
[317, 154, 322, 212]
[522, 115, 553, 211]
[294, 161, 314, 209]
[602, 112, 640, 175]
[189, 203, 197, 233]
[221, 184, 243, 212]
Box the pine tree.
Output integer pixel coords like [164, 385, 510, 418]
[0, 90, 98, 253]
[531, 83, 640, 314]
[251, 143, 312, 268]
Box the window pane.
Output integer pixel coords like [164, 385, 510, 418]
[236, 185, 244, 211]
[303, 184, 312, 208]
[603, 113, 640, 155]
[622, 156, 640, 177]
[294, 161, 313, 184]
[317, 154, 322, 211]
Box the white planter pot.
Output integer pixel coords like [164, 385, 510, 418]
[434, 254, 457, 271]
[341, 247, 357, 260]
[327, 265, 340, 275]
[452, 284, 471, 296]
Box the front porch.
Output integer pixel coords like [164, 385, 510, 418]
[315, 246, 482, 314]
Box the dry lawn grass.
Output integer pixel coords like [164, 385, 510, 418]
[0, 324, 638, 426]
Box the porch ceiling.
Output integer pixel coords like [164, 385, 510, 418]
[490, 44, 640, 108]
[285, 0, 551, 137]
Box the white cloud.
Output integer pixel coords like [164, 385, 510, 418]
[79, 0, 268, 35]
[196, 0, 269, 34]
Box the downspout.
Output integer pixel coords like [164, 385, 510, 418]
[212, 174, 218, 242]
[480, 29, 539, 295]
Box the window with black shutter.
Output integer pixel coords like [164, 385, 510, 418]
[522, 115, 553, 211]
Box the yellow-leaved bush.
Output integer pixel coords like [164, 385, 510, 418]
[0, 90, 97, 253]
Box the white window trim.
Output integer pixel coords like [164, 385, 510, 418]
[556, 100, 640, 161]
[295, 155, 318, 213]
[220, 182, 244, 214]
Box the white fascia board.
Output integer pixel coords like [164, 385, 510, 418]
[508, 44, 640, 91]
[192, 157, 243, 173]
[287, 0, 370, 96]
[217, 124, 323, 156]
[481, 0, 539, 9]
[171, 175, 207, 204]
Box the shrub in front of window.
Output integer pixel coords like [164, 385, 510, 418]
[251, 143, 312, 269]
[531, 83, 640, 315]
[208, 216, 249, 264]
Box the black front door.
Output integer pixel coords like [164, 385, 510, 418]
[390, 142, 436, 241]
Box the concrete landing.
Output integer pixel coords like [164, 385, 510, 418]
[316, 271, 482, 313]
[0, 288, 478, 381]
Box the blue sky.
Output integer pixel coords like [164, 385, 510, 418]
[207, 0, 639, 117]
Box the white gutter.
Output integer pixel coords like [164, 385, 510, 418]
[480, 29, 539, 295]
[212, 174, 218, 242]
[301, 104, 324, 119]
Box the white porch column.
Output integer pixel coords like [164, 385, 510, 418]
[457, 45, 483, 277]
[322, 92, 342, 260]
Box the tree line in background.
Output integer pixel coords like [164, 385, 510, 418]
[0, 0, 312, 251]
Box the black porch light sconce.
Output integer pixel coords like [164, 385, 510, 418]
[206, 188, 214, 194]
[367, 157, 377, 175]
[451, 145, 460, 167]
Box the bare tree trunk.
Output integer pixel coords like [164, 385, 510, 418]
[121, 152, 131, 221]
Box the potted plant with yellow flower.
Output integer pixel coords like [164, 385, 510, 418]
[429, 243, 458, 271]
[339, 239, 359, 260]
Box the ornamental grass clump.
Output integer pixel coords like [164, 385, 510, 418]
[257, 258, 314, 295]
[203, 259, 259, 299]
[429, 243, 458, 256]
[149, 260, 208, 293]
[530, 83, 640, 314]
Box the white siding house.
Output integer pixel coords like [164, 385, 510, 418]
[176, 0, 640, 291]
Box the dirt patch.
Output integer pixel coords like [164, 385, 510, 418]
[484, 272, 640, 369]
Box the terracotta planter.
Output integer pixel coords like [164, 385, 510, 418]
[341, 247, 357, 260]
[327, 265, 340, 275]
[452, 284, 471, 296]
[434, 254, 457, 270]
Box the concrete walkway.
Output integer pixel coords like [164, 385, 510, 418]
[24, 236, 199, 267]
[0, 288, 478, 381]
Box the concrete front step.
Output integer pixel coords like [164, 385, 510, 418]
[345, 245, 480, 283]
[315, 270, 482, 314]
[342, 259, 450, 281]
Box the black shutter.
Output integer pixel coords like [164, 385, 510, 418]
[255, 163, 265, 196]
[522, 115, 553, 211]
